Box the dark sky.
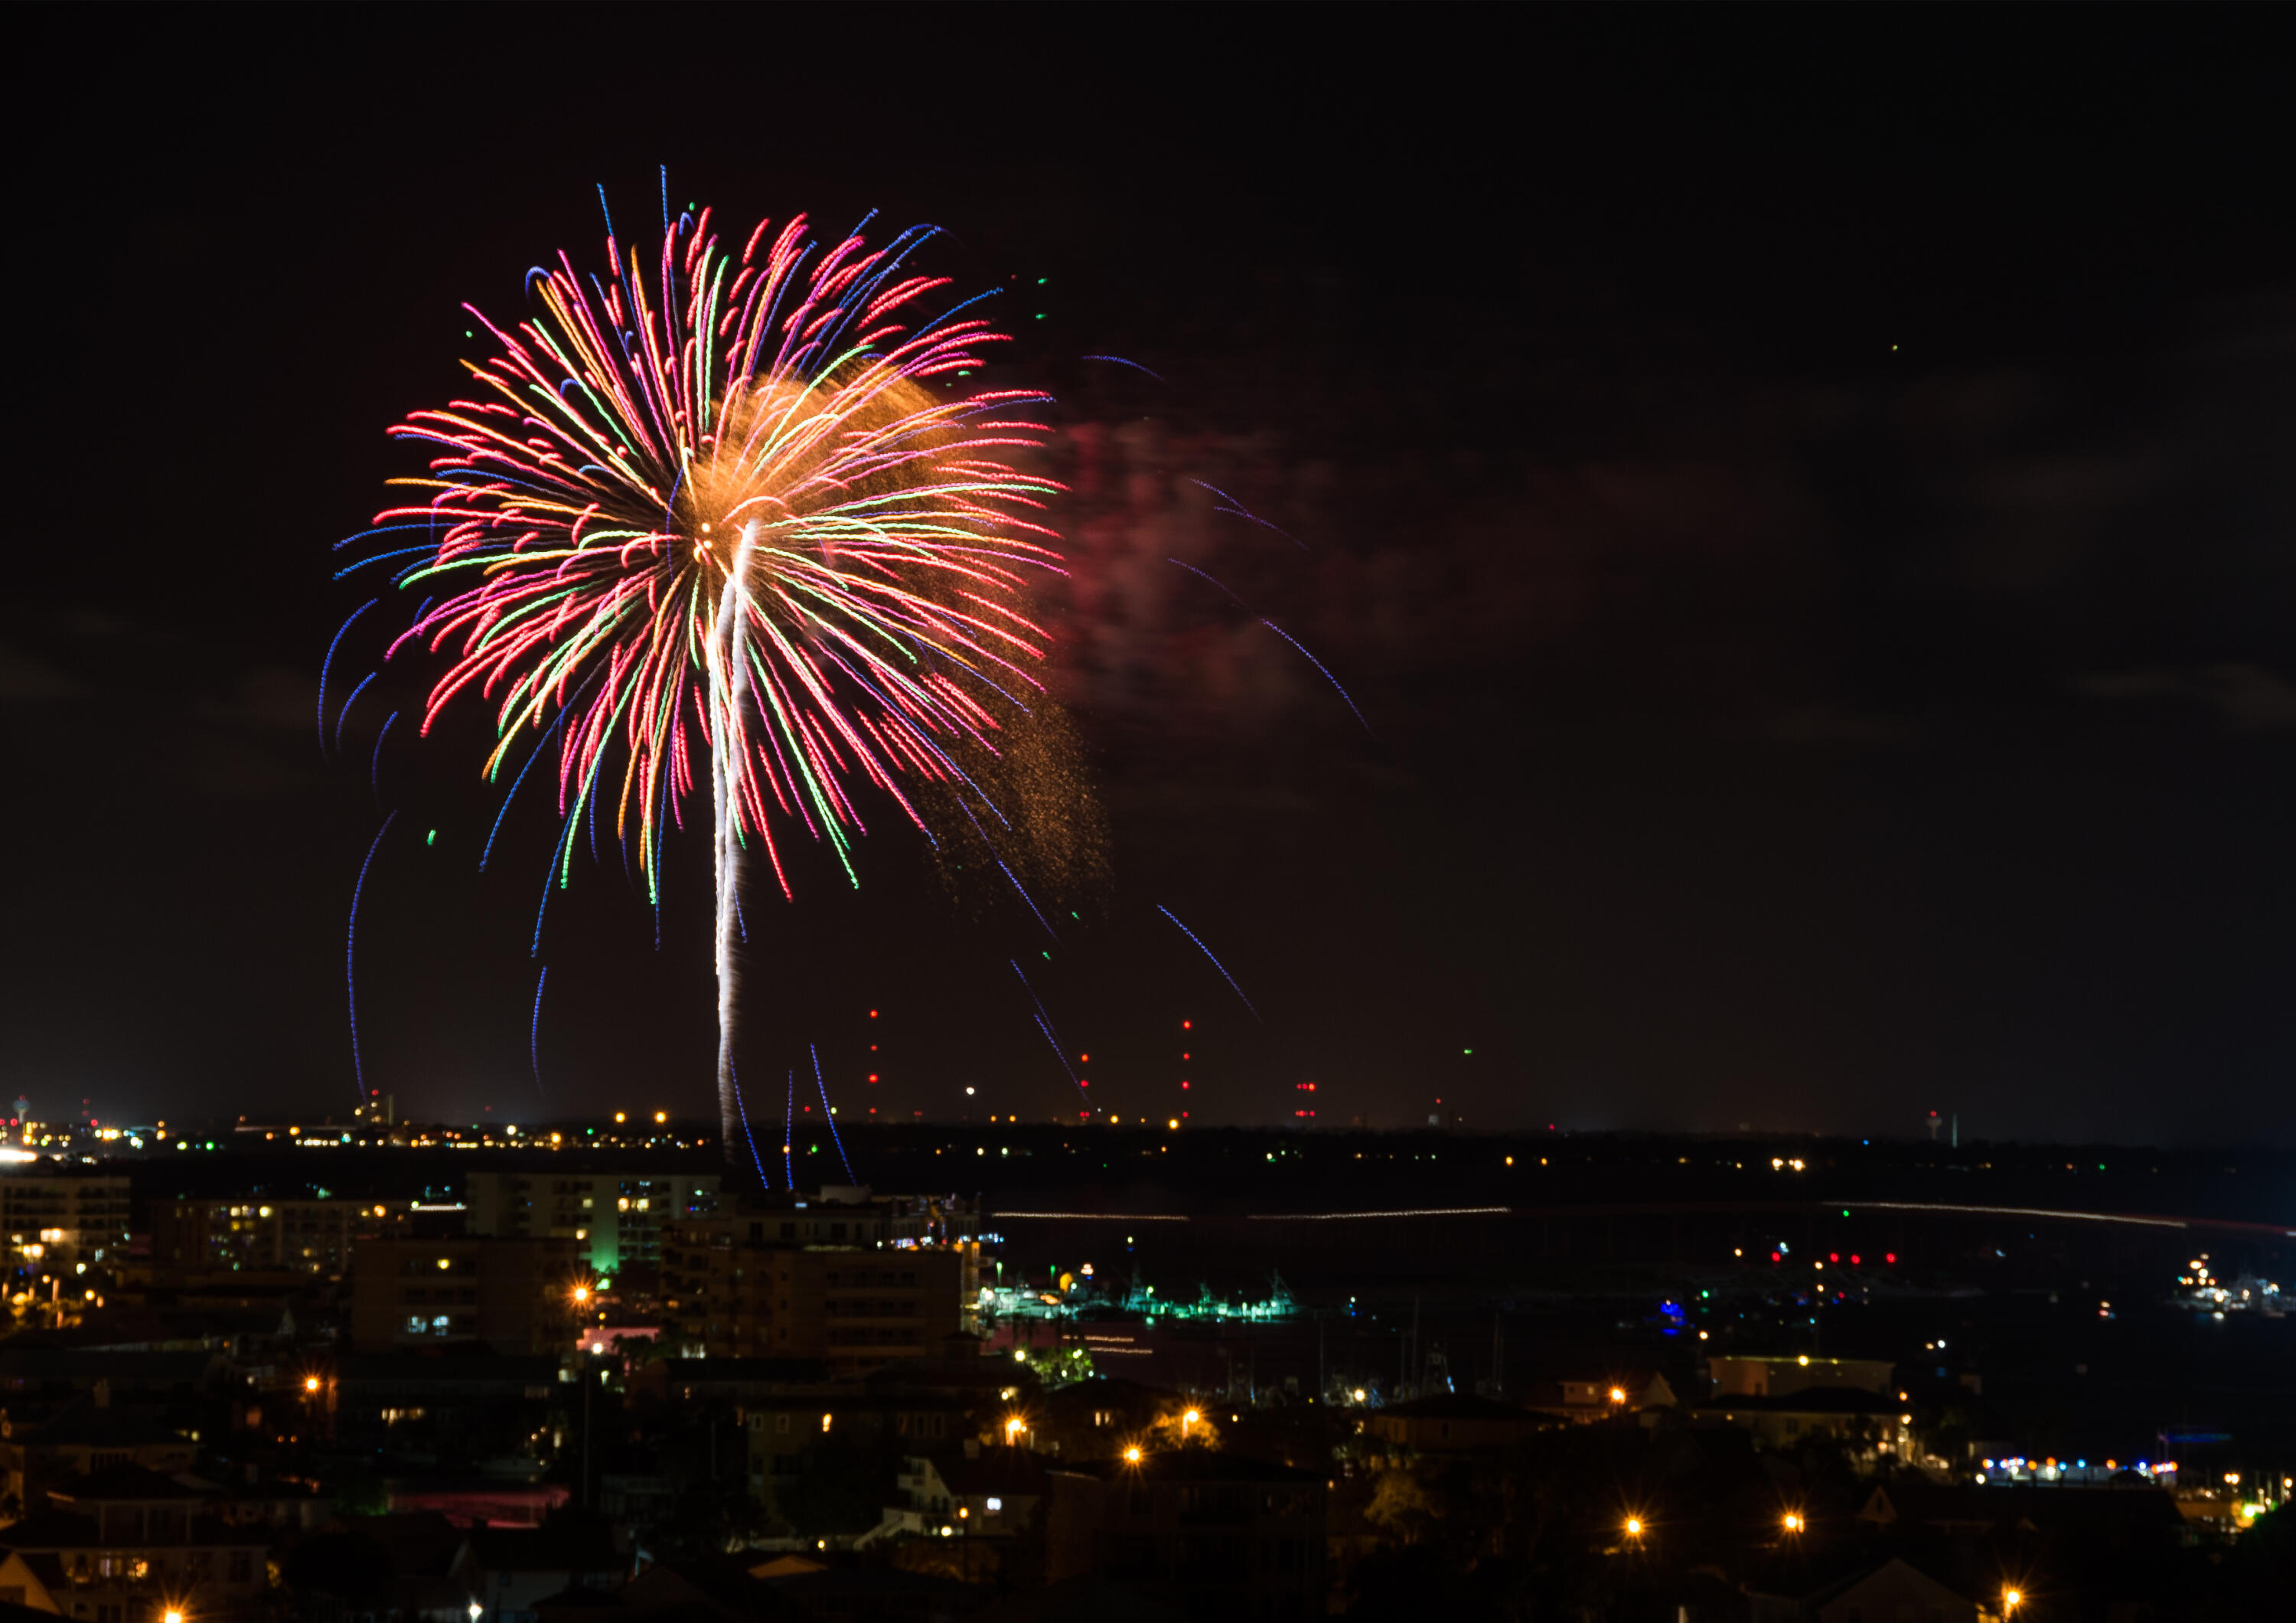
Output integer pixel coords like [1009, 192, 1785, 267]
[5, 8, 2291, 1145]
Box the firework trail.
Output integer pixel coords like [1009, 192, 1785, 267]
[782, 1068, 796, 1187]
[1258, 619, 1371, 733]
[1167, 560, 1370, 733]
[1166, 557, 1246, 608]
[347, 812, 398, 1102]
[529, 965, 548, 1095]
[729, 1065, 771, 1189]
[810, 1043, 856, 1182]
[343, 186, 1077, 1162]
[1189, 478, 1303, 548]
[334, 671, 377, 753]
[370, 711, 398, 804]
[1011, 958, 1091, 1110]
[318, 599, 377, 754]
[1081, 354, 1167, 384]
[1155, 903, 1258, 1017]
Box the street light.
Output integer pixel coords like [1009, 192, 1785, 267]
[1181, 1408, 1200, 1443]
[2003, 1589, 2022, 1615]
[1623, 1516, 1644, 1542]
[303, 1376, 321, 1394]
[1123, 1445, 1143, 1464]
[1004, 1416, 1026, 1444]
[571, 1283, 591, 1306]
[1782, 1512, 1804, 1534]
[163, 1610, 184, 1623]
[470, 1604, 484, 1623]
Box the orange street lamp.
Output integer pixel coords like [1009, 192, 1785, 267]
[571, 1283, 591, 1306]
[1782, 1511, 1804, 1534]
[1004, 1416, 1026, 1444]
[1123, 1445, 1143, 1465]
[163, 1610, 184, 1623]
[1608, 1386, 1627, 1406]
[2003, 1589, 2023, 1615]
[1623, 1516, 1644, 1543]
[303, 1376, 322, 1394]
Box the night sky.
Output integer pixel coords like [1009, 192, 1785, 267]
[5, 10, 2291, 1144]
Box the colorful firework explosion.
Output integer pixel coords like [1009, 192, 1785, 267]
[341, 188, 1085, 1157]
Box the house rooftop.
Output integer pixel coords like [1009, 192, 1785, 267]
[50, 1462, 208, 1504]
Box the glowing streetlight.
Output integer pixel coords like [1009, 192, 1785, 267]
[571, 1284, 591, 1306]
[163, 1610, 184, 1623]
[2003, 1590, 2022, 1615]
[1182, 1408, 1200, 1443]
[1782, 1512, 1804, 1534]
[1004, 1416, 1026, 1444]
[1608, 1386, 1627, 1406]
[1623, 1516, 1644, 1541]
[470, 1604, 484, 1623]
[303, 1376, 321, 1394]
[1123, 1445, 1143, 1464]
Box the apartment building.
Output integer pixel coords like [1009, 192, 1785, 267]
[461, 1169, 720, 1279]
[0, 1169, 131, 1271]
[660, 1194, 979, 1375]
[148, 1196, 406, 1277]
[347, 1237, 582, 1354]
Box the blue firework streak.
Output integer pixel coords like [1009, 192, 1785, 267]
[347, 812, 399, 1102]
[730, 1065, 772, 1189]
[811, 1043, 856, 1182]
[530, 965, 548, 1095]
[1012, 960, 1092, 1111]
[1156, 904, 1259, 1018]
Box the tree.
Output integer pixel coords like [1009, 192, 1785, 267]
[785, 1445, 890, 1540]
[1365, 1465, 1440, 1543]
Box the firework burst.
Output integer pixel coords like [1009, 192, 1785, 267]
[344, 189, 1087, 1160]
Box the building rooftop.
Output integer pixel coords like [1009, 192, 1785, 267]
[1052, 1450, 1322, 1485]
[1374, 1393, 1534, 1422]
[1697, 1386, 1900, 1416]
[50, 1462, 209, 1504]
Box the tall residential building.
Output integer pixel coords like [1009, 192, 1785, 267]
[659, 1193, 980, 1375]
[462, 1168, 721, 1278]
[1, 1167, 131, 1271]
[347, 1236, 582, 1354]
[149, 1196, 408, 1277]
